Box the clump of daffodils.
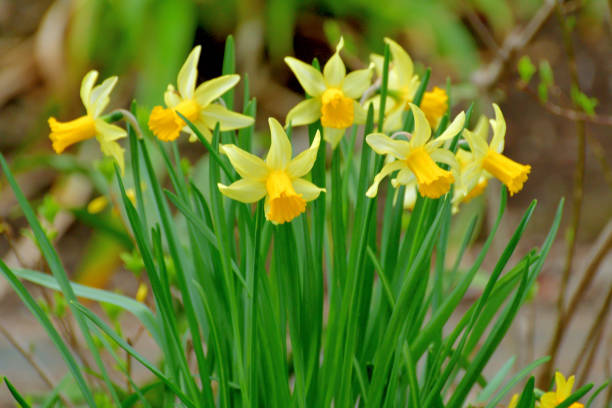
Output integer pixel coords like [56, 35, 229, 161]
[47, 38, 531, 224]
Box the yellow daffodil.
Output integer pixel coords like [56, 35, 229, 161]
[369, 37, 420, 132]
[148, 46, 253, 143]
[459, 104, 531, 197]
[453, 116, 491, 206]
[218, 118, 325, 224]
[366, 104, 465, 199]
[48, 70, 127, 171]
[540, 372, 584, 408]
[285, 37, 373, 148]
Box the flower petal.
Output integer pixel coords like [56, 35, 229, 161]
[366, 132, 411, 160]
[463, 129, 488, 158]
[391, 169, 416, 188]
[353, 101, 367, 124]
[194, 74, 240, 107]
[428, 111, 465, 149]
[80, 70, 98, 113]
[385, 37, 414, 87]
[200, 104, 254, 131]
[285, 57, 326, 97]
[429, 148, 459, 173]
[287, 130, 320, 178]
[293, 178, 325, 201]
[365, 160, 405, 197]
[286, 98, 322, 127]
[342, 66, 373, 99]
[97, 138, 125, 174]
[220, 144, 268, 180]
[89, 76, 118, 117]
[218, 179, 266, 203]
[95, 119, 127, 142]
[489, 103, 506, 153]
[370, 53, 384, 77]
[164, 85, 182, 108]
[408, 103, 431, 147]
[383, 103, 406, 133]
[266, 118, 292, 169]
[177, 46, 201, 99]
[323, 127, 345, 149]
[323, 38, 346, 87]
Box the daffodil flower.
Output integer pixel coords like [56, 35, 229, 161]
[148, 46, 253, 143]
[366, 104, 465, 199]
[453, 115, 491, 206]
[459, 104, 531, 197]
[218, 118, 325, 224]
[540, 372, 584, 408]
[284, 38, 373, 148]
[369, 37, 420, 132]
[48, 70, 127, 172]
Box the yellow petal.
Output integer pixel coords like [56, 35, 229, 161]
[473, 115, 489, 141]
[177, 46, 201, 99]
[200, 104, 254, 131]
[48, 115, 97, 154]
[89, 76, 118, 118]
[285, 57, 326, 97]
[555, 372, 574, 401]
[353, 101, 367, 125]
[482, 150, 530, 196]
[489, 103, 506, 153]
[321, 89, 354, 129]
[95, 119, 127, 142]
[286, 98, 322, 127]
[266, 118, 292, 169]
[406, 146, 454, 198]
[218, 179, 267, 203]
[342, 65, 373, 99]
[194, 74, 240, 107]
[420, 87, 448, 128]
[87, 196, 109, 214]
[370, 53, 384, 77]
[164, 84, 182, 108]
[80, 70, 99, 113]
[429, 148, 458, 172]
[365, 160, 405, 197]
[408, 103, 432, 147]
[287, 130, 320, 178]
[430, 111, 465, 148]
[220, 144, 268, 180]
[540, 391, 558, 408]
[98, 138, 125, 174]
[292, 178, 325, 201]
[323, 126, 345, 149]
[323, 37, 346, 87]
[265, 170, 306, 223]
[366, 132, 411, 160]
[463, 128, 489, 158]
[384, 37, 414, 87]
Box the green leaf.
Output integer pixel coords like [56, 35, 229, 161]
[518, 56, 536, 83]
[4, 377, 32, 408]
[538, 60, 554, 86]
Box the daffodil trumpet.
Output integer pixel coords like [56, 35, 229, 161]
[218, 118, 325, 224]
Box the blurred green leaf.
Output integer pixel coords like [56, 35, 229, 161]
[539, 60, 554, 86]
[518, 56, 536, 83]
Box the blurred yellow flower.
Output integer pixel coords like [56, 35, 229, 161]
[369, 37, 420, 132]
[285, 37, 373, 148]
[218, 118, 325, 224]
[366, 104, 465, 199]
[48, 70, 127, 172]
[136, 282, 148, 303]
[148, 46, 253, 143]
[540, 372, 584, 408]
[420, 86, 448, 129]
[459, 104, 530, 197]
[507, 393, 519, 408]
[87, 196, 109, 214]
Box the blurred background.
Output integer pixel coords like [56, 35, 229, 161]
[0, 0, 611, 405]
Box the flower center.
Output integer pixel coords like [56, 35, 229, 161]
[48, 115, 97, 154]
[419, 86, 448, 128]
[148, 99, 200, 142]
[320, 88, 354, 129]
[405, 146, 454, 198]
[482, 149, 531, 196]
[265, 170, 306, 224]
